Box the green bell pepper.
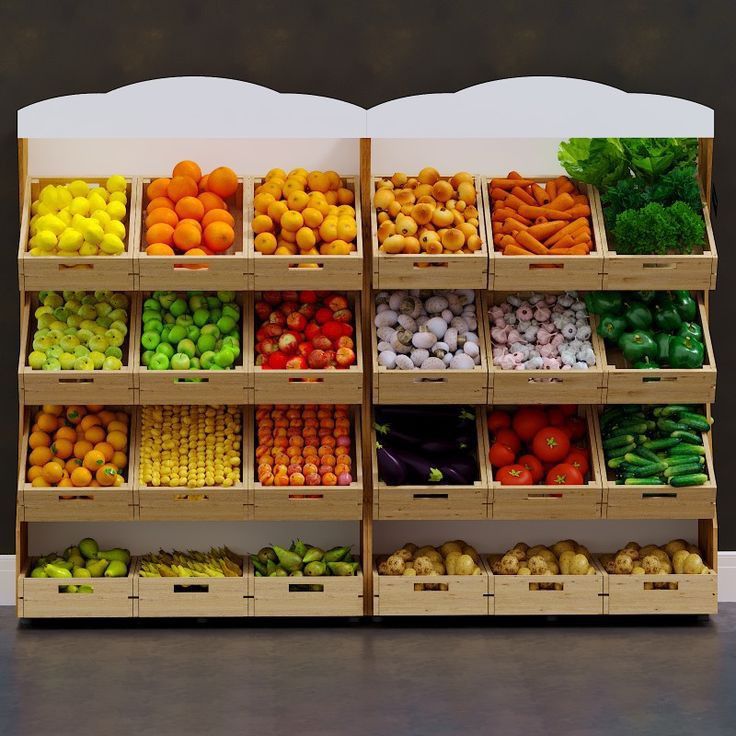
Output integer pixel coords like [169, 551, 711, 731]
[624, 301, 653, 331]
[668, 335, 704, 369]
[585, 292, 623, 315]
[655, 333, 671, 364]
[637, 291, 657, 304]
[618, 330, 658, 363]
[634, 356, 659, 370]
[597, 315, 628, 343]
[653, 298, 683, 332]
[672, 290, 697, 321]
[678, 321, 703, 341]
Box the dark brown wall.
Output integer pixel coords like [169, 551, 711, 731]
[1, 1, 733, 551]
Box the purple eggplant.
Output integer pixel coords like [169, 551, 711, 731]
[437, 455, 478, 485]
[376, 443, 407, 485]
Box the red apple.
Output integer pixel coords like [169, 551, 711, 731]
[305, 322, 321, 340]
[311, 334, 333, 351]
[263, 291, 282, 305]
[324, 349, 337, 367]
[278, 332, 298, 354]
[335, 347, 356, 367]
[258, 337, 280, 356]
[315, 307, 333, 324]
[255, 354, 268, 366]
[325, 294, 348, 312]
[287, 312, 308, 332]
[337, 335, 354, 350]
[298, 303, 316, 319]
[255, 300, 272, 320]
[332, 308, 352, 323]
[282, 291, 299, 303]
[268, 311, 286, 326]
[262, 323, 283, 338]
[267, 352, 288, 369]
[285, 355, 307, 370]
[307, 349, 329, 369]
[341, 323, 354, 337]
[280, 301, 298, 315]
[300, 290, 318, 304]
[321, 320, 344, 341]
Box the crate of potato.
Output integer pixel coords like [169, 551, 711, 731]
[371, 170, 489, 289]
[134, 161, 248, 290]
[372, 405, 489, 520]
[252, 404, 362, 520]
[19, 290, 138, 405]
[373, 542, 490, 616]
[18, 404, 134, 521]
[489, 540, 605, 615]
[135, 290, 251, 405]
[248, 168, 363, 290]
[595, 405, 716, 520]
[372, 290, 489, 404]
[136, 548, 249, 617]
[133, 405, 249, 521]
[486, 406, 603, 520]
[484, 173, 604, 290]
[599, 535, 717, 614]
[253, 291, 363, 404]
[18, 175, 137, 291]
[487, 291, 606, 404]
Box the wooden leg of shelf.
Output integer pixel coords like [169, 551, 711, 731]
[17, 138, 27, 219]
[699, 514, 718, 572]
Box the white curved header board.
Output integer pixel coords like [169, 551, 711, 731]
[18, 76, 713, 138]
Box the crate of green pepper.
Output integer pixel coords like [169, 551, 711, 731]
[586, 290, 715, 404]
[595, 404, 716, 520]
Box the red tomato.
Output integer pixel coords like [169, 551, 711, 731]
[496, 464, 533, 486]
[487, 410, 511, 432]
[494, 428, 521, 455]
[545, 463, 583, 485]
[563, 416, 587, 440]
[557, 404, 578, 417]
[518, 454, 544, 484]
[546, 407, 566, 426]
[531, 426, 570, 463]
[489, 442, 516, 468]
[512, 407, 548, 442]
[564, 448, 589, 477]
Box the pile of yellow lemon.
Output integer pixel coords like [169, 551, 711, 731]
[251, 168, 357, 257]
[28, 176, 128, 257]
[138, 405, 241, 489]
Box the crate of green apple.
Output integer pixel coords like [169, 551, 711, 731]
[487, 405, 603, 520]
[19, 537, 134, 618]
[136, 290, 249, 404]
[253, 290, 363, 404]
[587, 290, 716, 404]
[373, 405, 488, 520]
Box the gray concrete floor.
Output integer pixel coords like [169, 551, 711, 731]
[1, 607, 735, 736]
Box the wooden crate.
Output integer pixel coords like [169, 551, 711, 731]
[133, 405, 250, 521]
[18, 291, 138, 405]
[17, 405, 136, 521]
[372, 409, 489, 520]
[488, 406, 603, 519]
[135, 556, 250, 617]
[597, 186, 718, 290]
[252, 292, 364, 404]
[252, 406, 363, 520]
[488, 555, 605, 615]
[371, 291, 490, 405]
[373, 556, 490, 615]
[18, 176, 138, 291]
[133, 177, 248, 290]
[248, 174, 364, 290]
[371, 174, 489, 289]
[599, 295, 716, 405]
[593, 407, 717, 520]
[17, 556, 136, 618]
[483, 177, 605, 291]
[487, 291, 606, 404]
[253, 565, 363, 617]
[136, 290, 250, 405]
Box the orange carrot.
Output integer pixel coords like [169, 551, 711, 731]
[545, 180, 557, 199]
[556, 180, 575, 195]
[503, 243, 534, 256]
[573, 194, 589, 205]
[507, 171, 523, 179]
[518, 204, 572, 221]
[549, 243, 590, 256]
[491, 222, 503, 234]
[571, 230, 592, 244]
[490, 187, 508, 201]
[547, 192, 575, 211]
[493, 208, 531, 224]
[526, 220, 566, 241]
[499, 234, 518, 249]
[516, 230, 549, 255]
[511, 186, 536, 206]
[544, 217, 589, 246]
[549, 234, 575, 250]
[567, 204, 591, 218]
[503, 194, 526, 210]
[502, 217, 530, 234]
[531, 183, 550, 205]
[493, 233, 505, 246]
[490, 178, 535, 190]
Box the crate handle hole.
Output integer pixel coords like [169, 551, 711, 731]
[57, 494, 94, 502]
[174, 494, 210, 502]
[528, 377, 562, 384]
[173, 263, 209, 271]
[288, 377, 325, 383]
[526, 493, 563, 500]
[288, 584, 324, 592]
[529, 263, 564, 270]
[413, 493, 449, 500]
[644, 582, 678, 590]
[288, 262, 323, 270]
[413, 377, 448, 384]
[173, 584, 210, 593]
[643, 263, 677, 270]
[641, 492, 677, 500]
[530, 583, 564, 591]
[288, 494, 324, 501]
[58, 378, 95, 384]
[59, 585, 94, 593]
[58, 263, 94, 272]
[413, 262, 448, 269]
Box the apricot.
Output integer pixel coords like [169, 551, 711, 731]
[395, 189, 415, 206]
[381, 234, 406, 254]
[387, 200, 402, 218]
[467, 234, 482, 252]
[458, 181, 477, 205]
[395, 214, 417, 237]
[450, 172, 474, 189]
[411, 203, 434, 225]
[403, 236, 421, 254]
[377, 220, 396, 243]
[391, 172, 408, 188]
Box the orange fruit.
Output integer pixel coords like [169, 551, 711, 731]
[198, 191, 226, 213]
[175, 196, 205, 221]
[307, 171, 331, 193]
[27, 466, 44, 482]
[89, 480, 101, 487]
[36, 413, 58, 433]
[107, 430, 128, 451]
[79, 414, 102, 432]
[42, 462, 64, 484]
[95, 442, 115, 462]
[70, 466, 93, 487]
[58, 478, 74, 488]
[254, 232, 277, 255]
[181, 248, 209, 266]
[147, 178, 171, 200]
[302, 207, 323, 228]
[115, 412, 129, 424]
[146, 223, 174, 246]
[84, 426, 106, 444]
[50, 438, 73, 459]
[65, 457, 83, 474]
[296, 227, 316, 249]
[178, 217, 202, 232]
[145, 207, 179, 229]
[198, 174, 209, 192]
[147, 196, 175, 214]
[258, 180, 283, 200]
[287, 190, 310, 212]
[173, 222, 202, 251]
[203, 222, 234, 253]
[83, 449, 106, 471]
[267, 200, 289, 222]
[280, 210, 304, 232]
[66, 406, 86, 425]
[112, 451, 128, 469]
[167, 176, 198, 203]
[73, 439, 94, 458]
[146, 243, 175, 256]
[201, 209, 235, 228]
[86, 404, 104, 412]
[29, 446, 53, 466]
[29, 431, 51, 449]
[42, 404, 64, 416]
[31, 477, 47, 488]
[96, 464, 118, 486]
[252, 214, 274, 234]
[106, 420, 128, 433]
[97, 410, 116, 426]
[253, 192, 275, 214]
[172, 160, 202, 182]
[206, 167, 238, 198]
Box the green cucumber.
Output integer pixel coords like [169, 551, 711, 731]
[678, 413, 711, 433]
[623, 452, 653, 467]
[607, 456, 631, 469]
[630, 462, 668, 477]
[657, 418, 688, 433]
[670, 430, 703, 445]
[669, 444, 706, 457]
[664, 455, 704, 467]
[606, 443, 637, 459]
[636, 447, 661, 463]
[643, 437, 679, 451]
[660, 404, 695, 417]
[624, 477, 663, 485]
[664, 463, 705, 479]
[669, 473, 708, 487]
[603, 434, 635, 449]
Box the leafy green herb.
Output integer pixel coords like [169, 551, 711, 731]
[557, 138, 627, 189]
[620, 138, 698, 182]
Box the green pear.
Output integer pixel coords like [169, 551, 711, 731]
[79, 537, 99, 559]
[64, 585, 79, 594]
[72, 567, 91, 578]
[67, 554, 85, 569]
[63, 545, 81, 560]
[103, 560, 128, 578]
[77, 585, 94, 594]
[85, 559, 109, 577]
[96, 548, 130, 565]
[30, 566, 47, 578]
[44, 563, 72, 579]
[50, 558, 73, 570]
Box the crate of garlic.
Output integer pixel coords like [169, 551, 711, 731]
[489, 540, 605, 615]
[600, 539, 717, 615]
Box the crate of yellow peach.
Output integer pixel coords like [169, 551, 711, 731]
[18, 404, 134, 521]
[371, 169, 489, 289]
[247, 168, 364, 290]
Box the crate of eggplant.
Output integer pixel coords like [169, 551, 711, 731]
[372, 405, 489, 520]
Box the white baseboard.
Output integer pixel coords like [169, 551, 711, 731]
[3, 553, 735, 607]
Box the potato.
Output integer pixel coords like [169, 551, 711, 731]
[462, 546, 481, 564]
[414, 583, 424, 591]
[605, 559, 616, 575]
[624, 540, 641, 551]
[599, 554, 613, 566]
[378, 561, 390, 576]
[644, 582, 654, 590]
[386, 554, 406, 576]
[472, 566, 482, 576]
[569, 554, 591, 576]
[445, 556, 457, 575]
[416, 545, 437, 559]
[664, 539, 688, 558]
[586, 567, 596, 575]
[575, 545, 592, 561]
[687, 544, 701, 555]
[672, 549, 689, 574]
[440, 541, 462, 558]
[659, 561, 672, 575]
[499, 554, 520, 576]
[456, 554, 476, 576]
[547, 560, 560, 575]
[403, 567, 417, 576]
[404, 561, 414, 570]
[552, 540, 576, 557]
[526, 545, 549, 559]
[683, 553, 704, 575]
[619, 546, 640, 561]
[432, 560, 446, 575]
[558, 550, 576, 575]
[517, 566, 531, 576]
[393, 548, 414, 562]
[641, 555, 661, 574]
[529, 582, 540, 591]
[511, 542, 529, 554]
[537, 549, 557, 567]
[638, 545, 658, 558]
[614, 553, 633, 575]
[413, 556, 434, 576]
[403, 542, 418, 555]
[651, 549, 669, 565]
[424, 549, 443, 564]
[528, 555, 548, 575]
[491, 559, 504, 575]
[632, 566, 645, 575]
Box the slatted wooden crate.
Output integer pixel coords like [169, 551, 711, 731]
[487, 291, 606, 404]
[135, 556, 250, 617]
[483, 176, 605, 291]
[17, 405, 136, 521]
[373, 556, 491, 615]
[136, 290, 251, 405]
[488, 554, 606, 615]
[488, 406, 604, 520]
[371, 291, 490, 405]
[18, 291, 139, 405]
[17, 556, 136, 618]
[372, 408, 489, 520]
[251, 406, 363, 520]
[252, 292, 363, 404]
[592, 407, 716, 520]
[248, 174, 364, 290]
[598, 295, 716, 404]
[17, 176, 138, 291]
[133, 177, 248, 290]
[371, 174, 489, 289]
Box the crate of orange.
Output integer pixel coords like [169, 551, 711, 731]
[133, 160, 248, 290]
[482, 173, 605, 291]
[17, 404, 135, 521]
[247, 169, 363, 290]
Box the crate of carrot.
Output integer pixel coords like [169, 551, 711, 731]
[485, 172, 604, 291]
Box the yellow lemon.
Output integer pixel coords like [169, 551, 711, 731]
[84, 221, 105, 245]
[100, 233, 124, 255]
[36, 214, 66, 236]
[109, 191, 127, 205]
[69, 197, 90, 216]
[58, 229, 83, 252]
[79, 242, 99, 256]
[34, 230, 57, 251]
[56, 186, 73, 207]
[106, 201, 126, 221]
[91, 209, 111, 227]
[105, 175, 127, 193]
[104, 220, 125, 239]
[57, 208, 72, 226]
[87, 192, 107, 212]
[89, 186, 108, 203]
[68, 180, 89, 197]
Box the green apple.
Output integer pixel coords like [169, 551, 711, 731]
[91, 324, 107, 337]
[186, 326, 200, 342]
[73, 345, 90, 358]
[177, 338, 196, 358]
[199, 350, 215, 369]
[81, 294, 96, 305]
[47, 345, 64, 360]
[156, 342, 174, 359]
[148, 353, 169, 370]
[110, 293, 129, 310]
[53, 307, 70, 322]
[142, 308, 160, 324]
[192, 308, 210, 327]
[216, 315, 236, 335]
[96, 315, 113, 328]
[105, 328, 124, 347]
[175, 314, 193, 328]
[221, 336, 240, 357]
[189, 294, 207, 311]
[217, 291, 235, 303]
[167, 325, 186, 344]
[156, 292, 176, 310]
[65, 299, 81, 313]
[145, 319, 163, 334]
[94, 290, 112, 302]
[59, 352, 76, 370]
[141, 331, 160, 351]
[169, 297, 188, 317]
[109, 320, 127, 336]
[74, 356, 94, 370]
[43, 292, 64, 309]
[79, 319, 97, 331]
[47, 329, 63, 344]
[141, 349, 154, 366]
[28, 351, 46, 369]
[89, 350, 106, 369]
[43, 358, 61, 371]
[222, 304, 240, 321]
[35, 305, 52, 319]
[170, 352, 190, 370]
[189, 356, 201, 369]
[214, 347, 235, 368]
[88, 335, 109, 353]
[60, 334, 80, 352]
[102, 356, 122, 371]
[206, 296, 221, 310]
[95, 302, 112, 318]
[209, 308, 222, 323]
[200, 324, 220, 339]
[197, 334, 217, 354]
[163, 312, 175, 325]
[105, 346, 123, 359]
[160, 326, 171, 343]
[33, 335, 53, 352]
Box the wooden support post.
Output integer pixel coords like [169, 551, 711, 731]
[17, 138, 27, 219]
